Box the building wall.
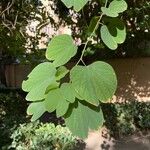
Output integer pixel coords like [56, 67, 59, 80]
[107, 57, 150, 102]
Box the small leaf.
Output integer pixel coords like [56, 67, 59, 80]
[56, 66, 69, 80]
[61, 0, 89, 12]
[101, 18, 126, 49]
[101, 25, 117, 50]
[27, 101, 46, 121]
[46, 34, 77, 67]
[109, 0, 128, 13]
[65, 101, 104, 138]
[87, 16, 99, 36]
[101, 7, 118, 17]
[70, 61, 117, 105]
[101, 0, 128, 17]
[22, 62, 57, 101]
[108, 18, 126, 44]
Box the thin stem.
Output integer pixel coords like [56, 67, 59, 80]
[76, 13, 103, 66]
[105, 0, 108, 8]
[75, 0, 108, 66]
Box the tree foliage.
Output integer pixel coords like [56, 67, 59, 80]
[22, 0, 128, 138]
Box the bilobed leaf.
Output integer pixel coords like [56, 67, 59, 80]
[44, 88, 70, 117]
[56, 66, 69, 81]
[22, 62, 57, 101]
[27, 101, 46, 121]
[108, 18, 126, 44]
[101, 0, 127, 17]
[46, 34, 77, 67]
[101, 18, 126, 49]
[61, 0, 89, 12]
[65, 101, 104, 138]
[70, 61, 117, 105]
[109, 0, 128, 13]
[101, 7, 118, 17]
[101, 25, 117, 50]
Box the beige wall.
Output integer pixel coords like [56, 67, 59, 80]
[107, 57, 150, 102]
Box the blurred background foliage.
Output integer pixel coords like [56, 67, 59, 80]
[0, 0, 150, 64]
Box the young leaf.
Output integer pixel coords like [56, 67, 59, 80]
[22, 62, 57, 101]
[27, 101, 46, 121]
[70, 61, 117, 105]
[61, 0, 89, 12]
[65, 101, 104, 138]
[101, 0, 128, 17]
[46, 34, 77, 67]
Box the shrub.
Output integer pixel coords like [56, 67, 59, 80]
[0, 91, 28, 149]
[102, 101, 150, 137]
[10, 121, 79, 150]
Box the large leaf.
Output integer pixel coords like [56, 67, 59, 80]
[65, 101, 104, 138]
[46, 34, 77, 67]
[61, 0, 89, 12]
[22, 62, 56, 101]
[27, 101, 46, 121]
[44, 88, 70, 117]
[101, 18, 126, 50]
[101, 0, 127, 17]
[70, 61, 117, 105]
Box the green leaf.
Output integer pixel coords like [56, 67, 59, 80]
[61, 0, 89, 12]
[60, 83, 76, 103]
[87, 16, 99, 36]
[101, 18, 126, 49]
[56, 99, 69, 117]
[56, 66, 69, 81]
[44, 88, 70, 117]
[45, 89, 62, 112]
[101, 7, 118, 17]
[70, 61, 117, 105]
[101, 25, 118, 50]
[101, 0, 127, 17]
[46, 34, 77, 67]
[108, 18, 126, 44]
[27, 101, 46, 121]
[109, 0, 128, 13]
[65, 101, 104, 138]
[22, 62, 57, 101]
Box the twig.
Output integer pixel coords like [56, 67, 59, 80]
[0, 0, 14, 16]
[75, 0, 108, 66]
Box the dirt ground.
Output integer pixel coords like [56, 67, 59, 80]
[85, 128, 150, 150]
